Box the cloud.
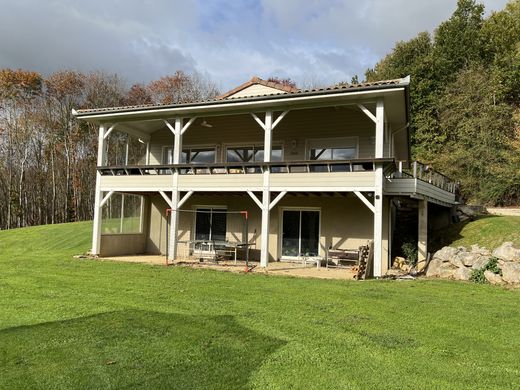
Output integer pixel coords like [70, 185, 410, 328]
[0, 0, 511, 91]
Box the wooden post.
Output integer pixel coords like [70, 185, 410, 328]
[92, 124, 106, 255]
[168, 117, 183, 262]
[260, 111, 272, 268]
[373, 100, 384, 277]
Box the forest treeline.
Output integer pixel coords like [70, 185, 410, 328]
[0, 70, 218, 230]
[366, 0, 520, 205]
[1, 0, 519, 231]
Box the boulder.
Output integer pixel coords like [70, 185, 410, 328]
[492, 242, 520, 262]
[449, 249, 467, 268]
[426, 258, 443, 277]
[453, 266, 472, 281]
[501, 262, 520, 284]
[433, 246, 459, 262]
[471, 257, 489, 270]
[470, 244, 491, 257]
[484, 271, 505, 285]
[439, 262, 458, 279]
[460, 253, 488, 267]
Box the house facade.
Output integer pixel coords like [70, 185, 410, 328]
[73, 76, 458, 277]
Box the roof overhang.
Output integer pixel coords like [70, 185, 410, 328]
[73, 79, 410, 125]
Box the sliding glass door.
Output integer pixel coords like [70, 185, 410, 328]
[281, 210, 320, 257]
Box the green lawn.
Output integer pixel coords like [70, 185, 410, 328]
[1, 222, 520, 389]
[436, 215, 520, 250]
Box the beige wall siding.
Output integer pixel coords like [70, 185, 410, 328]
[269, 172, 375, 190]
[100, 234, 147, 256]
[100, 175, 172, 191]
[144, 193, 383, 261]
[228, 84, 287, 99]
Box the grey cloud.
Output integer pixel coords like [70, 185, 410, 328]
[0, 0, 512, 91]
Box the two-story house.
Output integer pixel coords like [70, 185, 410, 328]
[73, 76, 457, 277]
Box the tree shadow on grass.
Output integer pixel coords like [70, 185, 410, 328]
[1, 310, 285, 389]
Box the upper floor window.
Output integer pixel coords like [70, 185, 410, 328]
[226, 145, 283, 163]
[307, 137, 358, 172]
[164, 147, 217, 164]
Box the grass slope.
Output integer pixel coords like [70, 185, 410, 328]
[437, 215, 520, 249]
[1, 222, 520, 389]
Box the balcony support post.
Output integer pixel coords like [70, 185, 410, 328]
[166, 117, 195, 263]
[250, 111, 288, 267]
[92, 124, 106, 256]
[373, 99, 385, 277]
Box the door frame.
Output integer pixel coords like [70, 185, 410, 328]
[191, 205, 227, 241]
[278, 206, 322, 260]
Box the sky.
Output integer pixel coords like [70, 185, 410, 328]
[0, 0, 510, 91]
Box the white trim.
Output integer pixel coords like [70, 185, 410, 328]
[278, 207, 322, 259]
[247, 191, 263, 209]
[269, 191, 287, 211]
[178, 190, 194, 208]
[79, 88, 405, 121]
[100, 186, 377, 193]
[354, 191, 375, 213]
[357, 104, 377, 123]
[271, 110, 289, 130]
[159, 191, 173, 208]
[104, 124, 117, 139]
[181, 117, 197, 135]
[251, 113, 266, 131]
[100, 191, 114, 207]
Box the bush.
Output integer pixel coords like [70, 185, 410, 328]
[401, 242, 418, 266]
[469, 257, 502, 283]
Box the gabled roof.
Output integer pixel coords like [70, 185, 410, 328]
[73, 76, 409, 118]
[216, 76, 300, 100]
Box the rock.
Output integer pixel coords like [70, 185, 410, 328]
[484, 271, 505, 285]
[433, 246, 459, 262]
[439, 262, 458, 279]
[426, 258, 443, 277]
[492, 242, 520, 262]
[471, 257, 489, 270]
[386, 268, 403, 277]
[453, 266, 472, 281]
[501, 262, 520, 284]
[470, 244, 491, 257]
[460, 253, 487, 267]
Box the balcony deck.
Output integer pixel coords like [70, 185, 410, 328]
[98, 159, 391, 192]
[98, 159, 458, 205]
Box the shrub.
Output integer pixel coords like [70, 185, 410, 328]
[401, 242, 418, 266]
[469, 257, 502, 283]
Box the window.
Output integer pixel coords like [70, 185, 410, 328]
[164, 147, 217, 164]
[226, 145, 282, 163]
[307, 137, 358, 172]
[194, 208, 227, 242]
[102, 193, 143, 234]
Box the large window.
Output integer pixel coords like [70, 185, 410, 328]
[102, 193, 143, 234]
